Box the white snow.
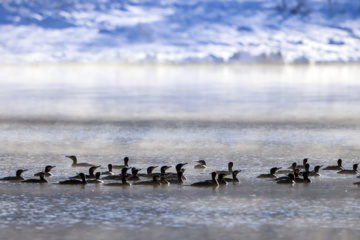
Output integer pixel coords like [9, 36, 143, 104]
[0, 0, 359, 64]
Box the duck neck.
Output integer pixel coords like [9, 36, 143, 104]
[228, 164, 233, 173]
[40, 174, 46, 182]
[153, 176, 160, 183]
[147, 168, 154, 174]
[16, 171, 22, 177]
[232, 173, 238, 180]
[177, 172, 183, 182]
[212, 173, 217, 183]
[72, 157, 77, 165]
[122, 177, 127, 184]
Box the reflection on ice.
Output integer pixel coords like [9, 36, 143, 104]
[1, 182, 360, 231]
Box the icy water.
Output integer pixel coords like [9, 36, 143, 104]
[1, 64, 360, 240]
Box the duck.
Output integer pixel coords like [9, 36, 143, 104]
[65, 155, 97, 167]
[276, 173, 295, 184]
[137, 166, 158, 178]
[127, 168, 141, 181]
[288, 158, 308, 169]
[112, 157, 130, 169]
[34, 165, 56, 177]
[86, 172, 103, 184]
[217, 173, 228, 185]
[194, 160, 207, 169]
[223, 170, 241, 182]
[298, 163, 311, 176]
[337, 164, 359, 175]
[151, 165, 172, 178]
[216, 162, 234, 175]
[159, 174, 170, 186]
[101, 164, 114, 176]
[323, 159, 344, 171]
[167, 163, 188, 181]
[133, 175, 161, 186]
[102, 167, 130, 180]
[191, 172, 219, 187]
[104, 176, 130, 187]
[277, 162, 296, 175]
[21, 173, 48, 183]
[308, 165, 323, 177]
[167, 169, 185, 185]
[294, 172, 312, 183]
[257, 167, 281, 179]
[0, 169, 28, 181]
[274, 169, 300, 181]
[85, 166, 101, 178]
[70, 165, 101, 179]
[59, 173, 87, 185]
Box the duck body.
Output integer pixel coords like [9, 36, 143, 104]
[59, 173, 87, 185]
[308, 165, 322, 177]
[223, 170, 241, 182]
[86, 172, 103, 184]
[323, 159, 344, 171]
[112, 157, 130, 169]
[257, 167, 281, 179]
[167, 170, 184, 185]
[276, 174, 295, 184]
[217, 173, 228, 185]
[70, 166, 100, 180]
[167, 163, 188, 181]
[337, 164, 359, 175]
[133, 175, 162, 186]
[101, 164, 114, 176]
[102, 167, 130, 180]
[66, 155, 97, 167]
[191, 172, 219, 187]
[22, 173, 48, 183]
[34, 165, 56, 177]
[105, 176, 131, 187]
[294, 172, 312, 183]
[127, 168, 141, 181]
[0, 169, 28, 181]
[159, 174, 170, 186]
[194, 160, 207, 169]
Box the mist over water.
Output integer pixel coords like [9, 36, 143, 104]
[1, 64, 360, 240]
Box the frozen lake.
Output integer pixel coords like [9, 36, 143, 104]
[1, 64, 360, 240]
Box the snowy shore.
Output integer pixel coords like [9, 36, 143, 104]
[0, 0, 359, 64]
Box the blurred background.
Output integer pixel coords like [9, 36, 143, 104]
[0, 0, 359, 64]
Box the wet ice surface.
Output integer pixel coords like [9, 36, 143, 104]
[1, 64, 360, 240]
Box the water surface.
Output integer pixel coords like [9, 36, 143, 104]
[1, 64, 360, 240]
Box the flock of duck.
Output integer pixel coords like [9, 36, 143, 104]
[1, 156, 360, 187]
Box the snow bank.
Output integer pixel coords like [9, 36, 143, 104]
[0, 0, 359, 64]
